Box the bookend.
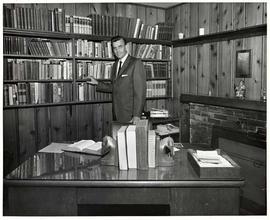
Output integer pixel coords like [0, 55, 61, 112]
[101, 136, 118, 166]
[157, 136, 175, 167]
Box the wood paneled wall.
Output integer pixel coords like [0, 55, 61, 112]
[166, 3, 267, 117]
[4, 3, 166, 174]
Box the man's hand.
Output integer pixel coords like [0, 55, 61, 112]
[86, 76, 98, 85]
[130, 116, 140, 125]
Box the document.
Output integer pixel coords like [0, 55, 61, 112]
[193, 150, 233, 167]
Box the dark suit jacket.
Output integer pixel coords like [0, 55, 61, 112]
[97, 55, 146, 123]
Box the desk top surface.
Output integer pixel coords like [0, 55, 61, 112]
[4, 144, 244, 187]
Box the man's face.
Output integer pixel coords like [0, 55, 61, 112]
[112, 39, 127, 59]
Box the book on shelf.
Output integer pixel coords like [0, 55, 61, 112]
[4, 82, 73, 106]
[4, 6, 173, 40]
[117, 126, 128, 170]
[77, 61, 113, 80]
[77, 82, 111, 102]
[61, 139, 110, 156]
[3, 6, 66, 32]
[4, 59, 72, 80]
[126, 125, 137, 169]
[146, 80, 167, 98]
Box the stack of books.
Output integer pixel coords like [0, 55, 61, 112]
[116, 120, 158, 170]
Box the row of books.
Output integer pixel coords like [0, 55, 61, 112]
[75, 40, 113, 58]
[144, 62, 169, 79]
[146, 80, 168, 97]
[4, 82, 73, 106]
[4, 6, 66, 32]
[126, 43, 172, 60]
[4, 6, 173, 40]
[77, 82, 112, 102]
[77, 61, 113, 80]
[116, 120, 158, 170]
[4, 36, 72, 57]
[4, 59, 73, 80]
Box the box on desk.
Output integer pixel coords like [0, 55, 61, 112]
[187, 149, 241, 179]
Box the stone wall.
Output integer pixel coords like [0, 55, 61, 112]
[189, 103, 266, 144]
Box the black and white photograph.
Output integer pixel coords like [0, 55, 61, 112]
[1, 0, 268, 218]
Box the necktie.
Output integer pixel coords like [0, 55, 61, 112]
[116, 61, 122, 78]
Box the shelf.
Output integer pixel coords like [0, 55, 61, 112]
[75, 57, 115, 61]
[3, 28, 172, 45]
[76, 79, 111, 82]
[3, 28, 73, 39]
[180, 94, 266, 112]
[146, 77, 170, 81]
[172, 24, 267, 48]
[4, 54, 73, 60]
[3, 100, 112, 109]
[146, 96, 172, 100]
[4, 79, 73, 83]
[142, 58, 171, 62]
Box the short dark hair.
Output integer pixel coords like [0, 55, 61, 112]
[111, 35, 126, 45]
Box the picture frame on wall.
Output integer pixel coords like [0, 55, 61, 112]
[235, 49, 251, 78]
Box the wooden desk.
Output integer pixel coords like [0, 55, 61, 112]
[4, 148, 244, 216]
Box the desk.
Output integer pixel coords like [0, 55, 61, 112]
[4, 147, 244, 216]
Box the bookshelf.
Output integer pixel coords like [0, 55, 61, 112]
[3, 9, 173, 108]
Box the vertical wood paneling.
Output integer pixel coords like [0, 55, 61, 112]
[209, 3, 219, 96]
[179, 5, 190, 94]
[245, 3, 263, 100]
[115, 3, 126, 17]
[75, 3, 90, 16]
[18, 109, 36, 162]
[172, 6, 181, 117]
[76, 105, 93, 140]
[262, 36, 267, 91]
[89, 3, 102, 15]
[3, 110, 19, 174]
[36, 108, 50, 151]
[233, 3, 245, 91]
[92, 104, 103, 141]
[137, 6, 146, 24]
[197, 4, 210, 95]
[103, 103, 113, 136]
[66, 105, 77, 141]
[62, 3, 75, 15]
[126, 4, 137, 18]
[221, 3, 233, 31]
[145, 7, 157, 25]
[50, 106, 67, 142]
[189, 4, 198, 95]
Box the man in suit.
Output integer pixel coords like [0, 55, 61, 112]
[88, 35, 146, 124]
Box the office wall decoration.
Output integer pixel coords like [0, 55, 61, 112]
[236, 50, 251, 78]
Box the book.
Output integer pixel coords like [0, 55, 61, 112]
[61, 139, 110, 156]
[126, 125, 137, 169]
[148, 130, 156, 168]
[135, 119, 149, 170]
[117, 126, 128, 170]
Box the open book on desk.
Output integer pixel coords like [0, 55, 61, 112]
[61, 140, 110, 156]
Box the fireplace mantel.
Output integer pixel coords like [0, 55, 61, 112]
[180, 94, 266, 112]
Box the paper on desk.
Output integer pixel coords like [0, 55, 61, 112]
[39, 142, 69, 153]
[193, 150, 233, 167]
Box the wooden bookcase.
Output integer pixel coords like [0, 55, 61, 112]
[3, 4, 173, 175]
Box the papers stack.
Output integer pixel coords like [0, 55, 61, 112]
[155, 123, 179, 136]
[150, 108, 169, 118]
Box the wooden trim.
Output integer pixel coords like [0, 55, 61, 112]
[3, 179, 244, 188]
[4, 80, 73, 83]
[4, 54, 73, 60]
[180, 94, 266, 112]
[172, 24, 267, 48]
